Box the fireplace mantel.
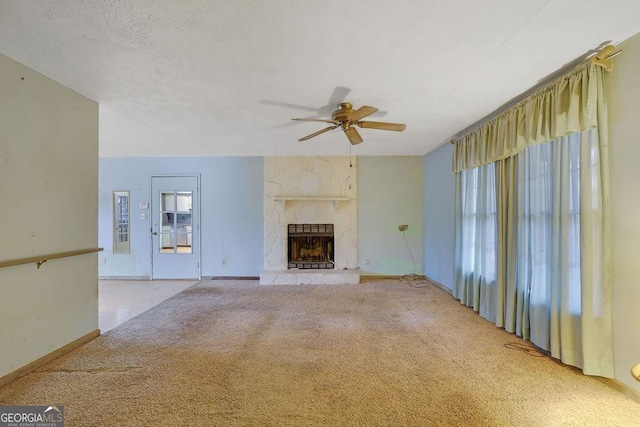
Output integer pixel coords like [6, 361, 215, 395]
[272, 195, 350, 210]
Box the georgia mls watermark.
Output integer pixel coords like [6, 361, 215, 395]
[0, 406, 64, 427]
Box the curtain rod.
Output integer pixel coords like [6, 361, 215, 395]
[449, 44, 622, 144]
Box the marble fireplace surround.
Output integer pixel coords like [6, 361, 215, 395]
[260, 157, 360, 285]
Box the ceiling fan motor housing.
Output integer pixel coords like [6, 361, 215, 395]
[332, 103, 355, 122]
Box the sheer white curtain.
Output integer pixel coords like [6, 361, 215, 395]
[512, 133, 583, 364]
[454, 162, 497, 322]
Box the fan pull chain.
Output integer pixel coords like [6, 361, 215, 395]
[348, 144, 352, 190]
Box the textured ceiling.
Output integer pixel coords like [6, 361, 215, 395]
[1, 0, 639, 157]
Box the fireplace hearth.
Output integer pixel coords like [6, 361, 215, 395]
[288, 224, 334, 269]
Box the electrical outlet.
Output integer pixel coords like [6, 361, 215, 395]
[398, 224, 408, 232]
[222, 258, 227, 265]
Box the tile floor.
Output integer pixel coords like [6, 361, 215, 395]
[98, 279, 198, 332]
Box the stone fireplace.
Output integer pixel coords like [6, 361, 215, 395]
[260, 157, 360, 285]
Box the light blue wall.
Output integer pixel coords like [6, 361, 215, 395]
[423, 144, 456, 290]
[99, 157, 264, 278]
[358, 157, 424, 275]
[101, 156, 430, 278]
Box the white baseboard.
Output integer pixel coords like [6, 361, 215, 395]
[0, 329, 100, 388]
[596, 376, 640, 404]
[424, 275, 453, 294]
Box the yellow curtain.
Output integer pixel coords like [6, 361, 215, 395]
[452, 63, 599, 172]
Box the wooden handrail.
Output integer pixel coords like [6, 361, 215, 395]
[0, 248, 104, 270]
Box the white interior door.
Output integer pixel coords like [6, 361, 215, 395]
[151, 176, 200, 279]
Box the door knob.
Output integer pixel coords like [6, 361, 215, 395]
[151, 231, 158, 235]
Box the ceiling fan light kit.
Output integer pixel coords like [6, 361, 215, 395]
[293, 102, 406, 145]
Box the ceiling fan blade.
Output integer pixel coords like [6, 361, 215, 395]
[292, 118, 336, 123]
[298, 125, 339, 141]
[357, 121, 407, 132]
[348, 105, 379, 122]
[327, 87, 351, 107]
[344, 126, 363, 145]
[317, 87, 352, 116]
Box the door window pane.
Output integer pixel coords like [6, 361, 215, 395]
[159, 191, 192, 254]
[161, 193, 175, 211]
[160, 232, 176, 253]
[177, 192, 192, 212]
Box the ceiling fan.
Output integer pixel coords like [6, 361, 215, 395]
[292, 102, 406, 145]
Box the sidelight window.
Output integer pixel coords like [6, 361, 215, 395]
[113, 191, 130, 254]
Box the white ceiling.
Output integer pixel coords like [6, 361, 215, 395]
[1, 1, 639, 158]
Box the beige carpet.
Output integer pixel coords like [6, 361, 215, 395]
[1, 278, 640, 426]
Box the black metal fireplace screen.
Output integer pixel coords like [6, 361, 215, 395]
[288, 224, 334, 269]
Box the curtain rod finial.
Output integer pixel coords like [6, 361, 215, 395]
[590, 45, 622, 72]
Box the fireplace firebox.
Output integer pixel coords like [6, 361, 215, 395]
[288, 224, 334, 269]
